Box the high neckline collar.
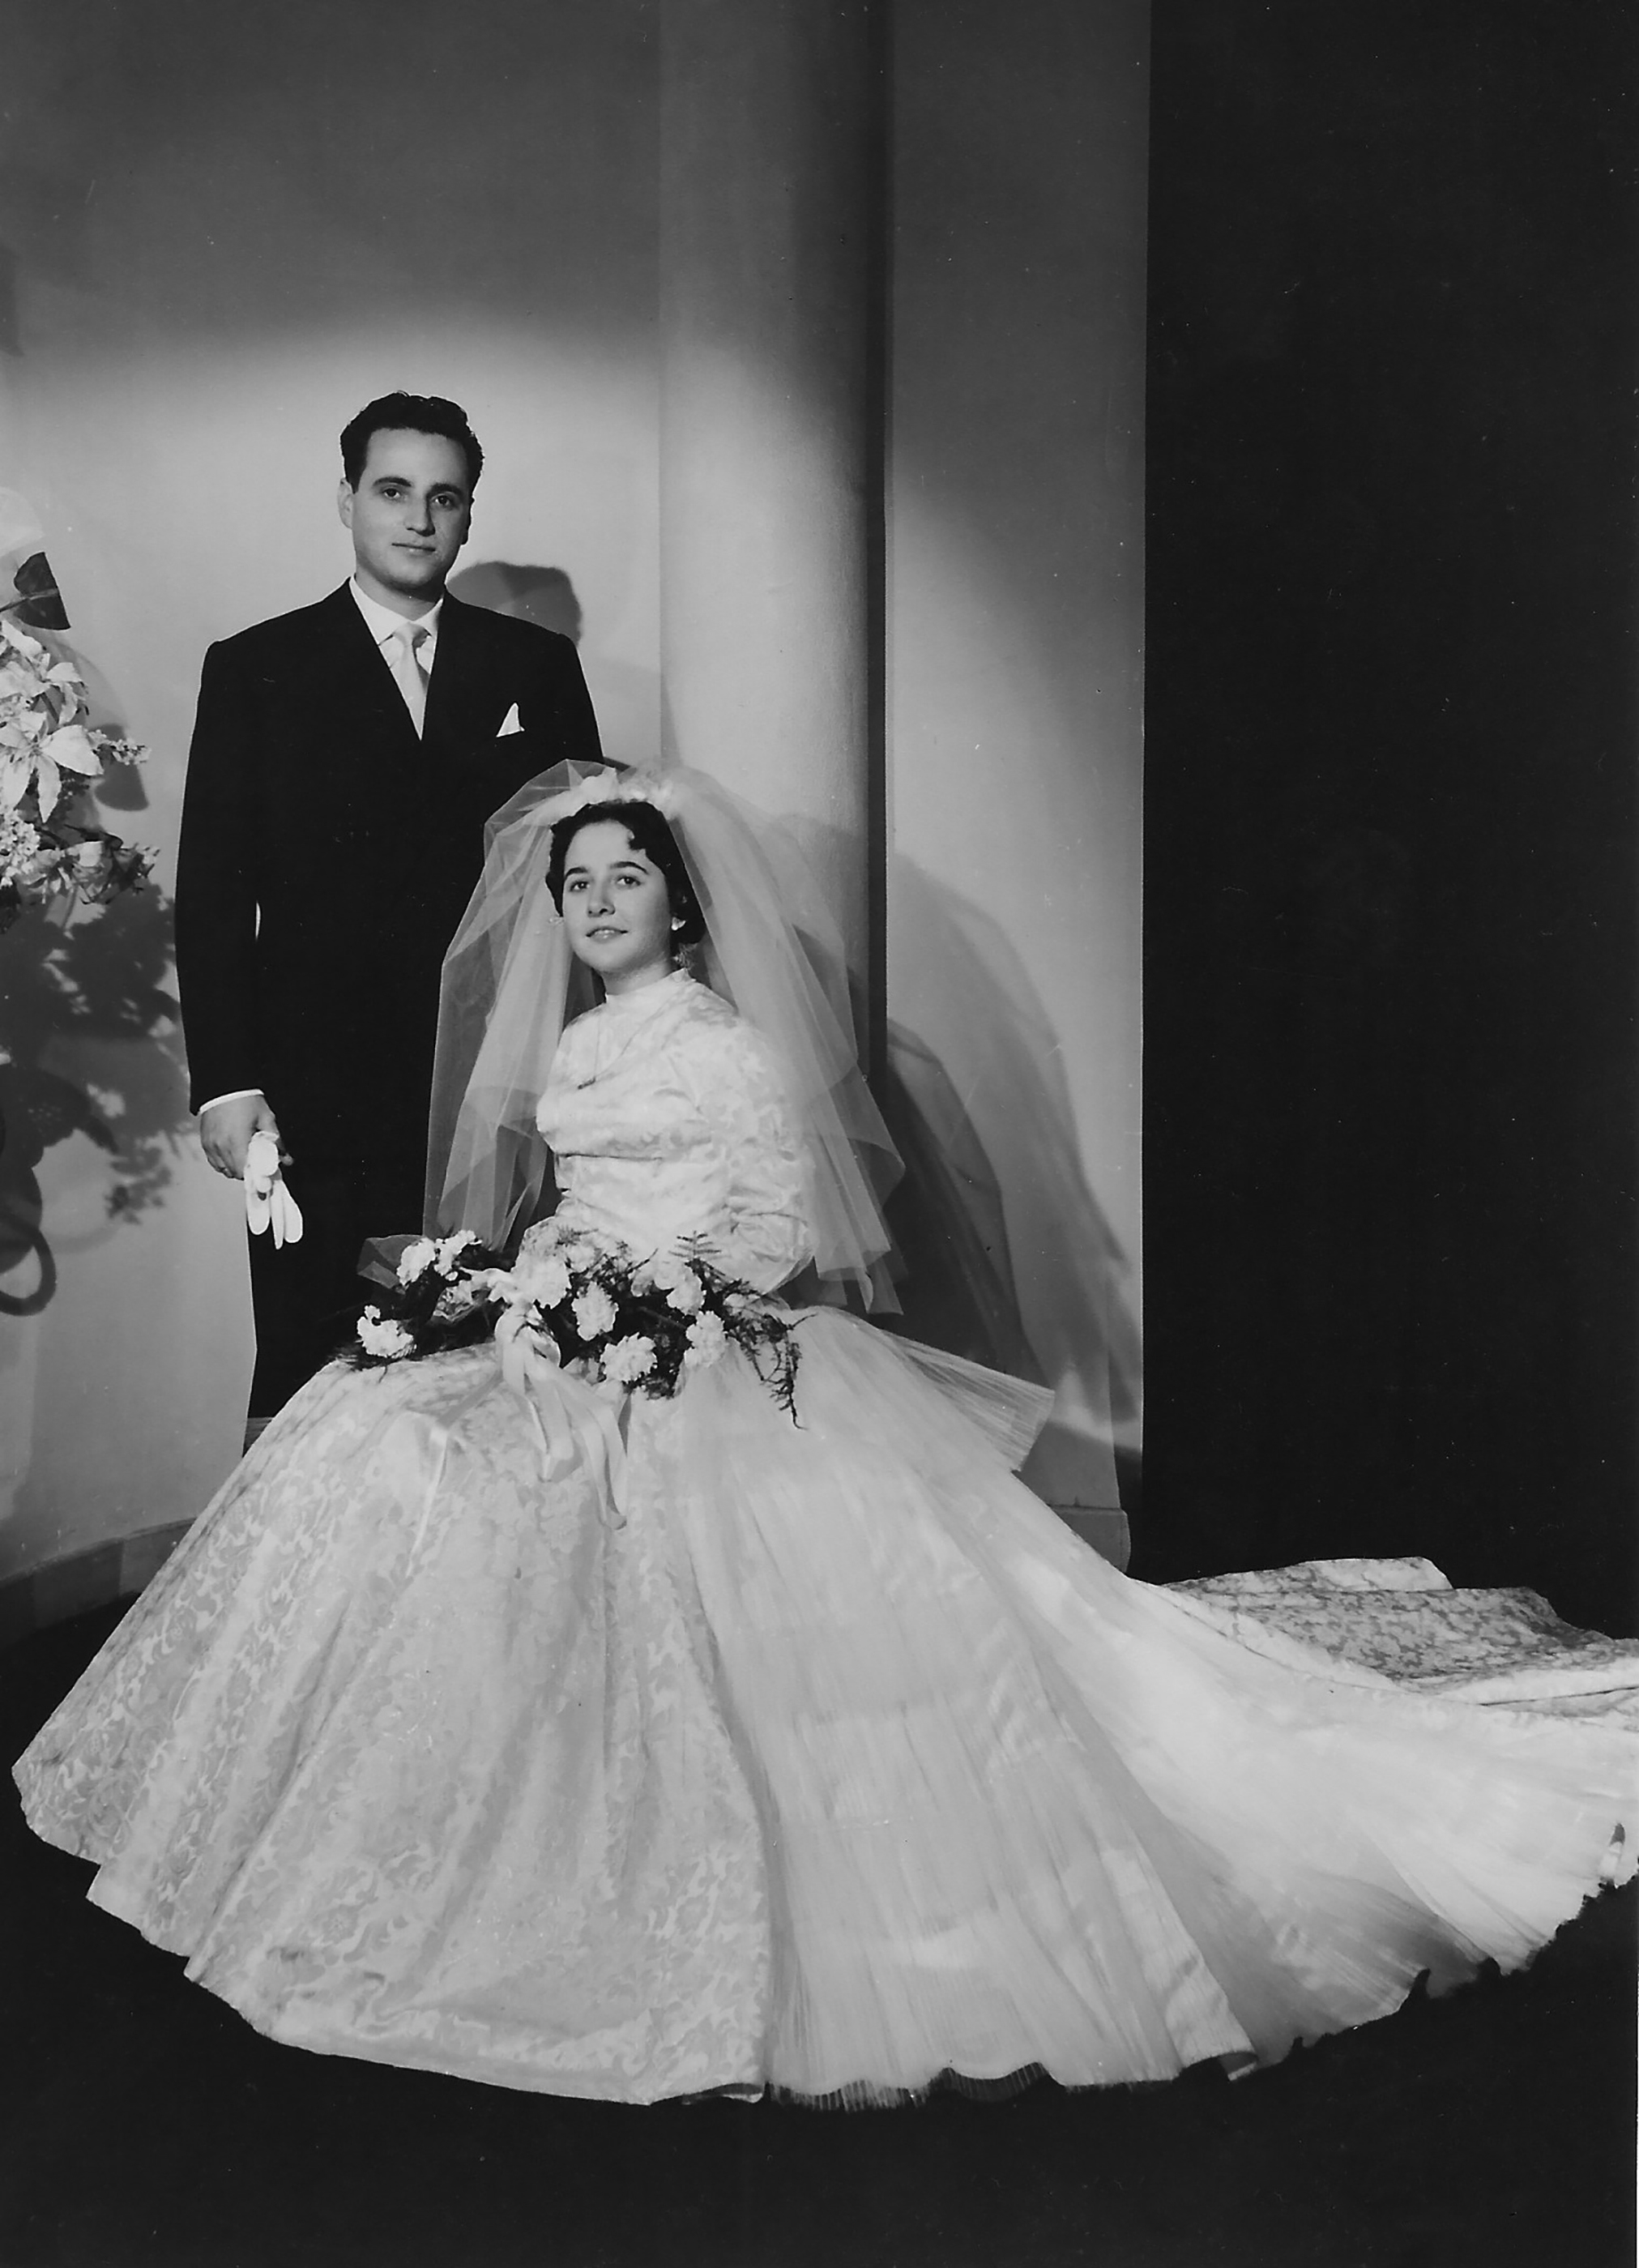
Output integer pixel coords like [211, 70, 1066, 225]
[597, 967, 693, 1019]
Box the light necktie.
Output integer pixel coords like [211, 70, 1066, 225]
[387, 622, 429, 737]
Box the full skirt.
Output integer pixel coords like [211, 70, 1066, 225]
[15, 1312, 1638, 2104]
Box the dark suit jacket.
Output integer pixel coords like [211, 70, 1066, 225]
[174, 583, 602, 1168]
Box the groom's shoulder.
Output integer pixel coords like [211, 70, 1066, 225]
[442, 592, 581, 670]
[206, 586, 352, 668]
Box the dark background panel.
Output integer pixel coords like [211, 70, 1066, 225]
[1139, 0, 1637, 1629]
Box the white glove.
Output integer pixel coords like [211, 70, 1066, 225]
[244, 1130, 304, 1248]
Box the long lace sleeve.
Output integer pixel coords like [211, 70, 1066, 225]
[689, 1022, 815, 1292]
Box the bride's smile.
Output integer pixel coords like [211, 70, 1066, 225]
[559, 818, 676, 993]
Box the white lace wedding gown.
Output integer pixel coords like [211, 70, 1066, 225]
[15, 972, 1638, 2104]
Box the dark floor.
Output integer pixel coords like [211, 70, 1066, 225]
[2, 1605, 1634, 2268]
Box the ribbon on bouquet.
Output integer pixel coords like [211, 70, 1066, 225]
[243, 1130, 303, 1248]
[402, 1303, 630, 1560]
[494, 1302, 631, 1529]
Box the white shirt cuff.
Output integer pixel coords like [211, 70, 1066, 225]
[198, 1089, 265, 1115]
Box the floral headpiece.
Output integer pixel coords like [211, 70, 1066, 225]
[548, 767, 678, 826]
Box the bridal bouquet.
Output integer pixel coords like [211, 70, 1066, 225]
[350, 1221, 800, 1412]
[0, 615, 152, 933]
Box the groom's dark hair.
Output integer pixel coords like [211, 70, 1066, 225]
[339, 393, 484, 492]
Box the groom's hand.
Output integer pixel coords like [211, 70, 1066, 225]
[200, 1094, 289, 1181]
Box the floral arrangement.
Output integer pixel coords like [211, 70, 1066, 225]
[349, 1221, 800, 1413]
[0, 614, 152, 933]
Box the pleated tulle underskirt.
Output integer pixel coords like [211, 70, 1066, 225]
[15, 1311, 1638, 2104]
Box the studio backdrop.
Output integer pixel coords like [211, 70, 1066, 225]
[0, 0, 1149, 1595]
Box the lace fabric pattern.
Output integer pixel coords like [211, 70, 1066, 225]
[21, 1353, 771, 2099]
[538, 973, 813, 1293]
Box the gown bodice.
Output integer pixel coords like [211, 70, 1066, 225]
[534, 970, 814, 1293]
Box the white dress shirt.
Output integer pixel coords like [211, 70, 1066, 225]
[347, 577, 444, 681]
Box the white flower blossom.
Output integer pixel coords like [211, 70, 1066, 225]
[600, 1334, 657, 1386]
[646, 1249, 688, 1292]
[0, 808, 42, 886]
[665, 1268, 704, 1316]
[512, 1249, 571, 1309]
[397, 1237, 437, 1284]
[0, 749, 36, 813]
[356, 1306, 416, 1360]
[683, 1313, 728, 1369]
[573, 1283, 617, 1340]
[0, 618, 46, 662]
[434, 1230, 480, 1272]
[43, 722, 100, 777]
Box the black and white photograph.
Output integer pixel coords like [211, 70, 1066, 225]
[1, 3, 1633, 2262]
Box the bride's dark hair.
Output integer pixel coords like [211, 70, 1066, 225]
[544, 798, 707, 950]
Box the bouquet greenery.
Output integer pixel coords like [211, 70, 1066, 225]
[350, 1221, 800, 1413]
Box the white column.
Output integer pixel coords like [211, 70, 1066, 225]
[658, 0, 878, 970]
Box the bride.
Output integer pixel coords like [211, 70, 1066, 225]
[15, 763, 1637, 2107]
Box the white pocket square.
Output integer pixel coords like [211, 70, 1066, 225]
[497, 703, 523, 737]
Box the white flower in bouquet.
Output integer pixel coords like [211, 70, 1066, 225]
[435, 1230, 480, 1271]
[683, 1312, 728, 1369]
[664, 1267, 704, 1316]
[573, 1283, 617, 1340]
[396, 1237, 438, 1284]
[434, 1272, 498, 1320]
[600, 1334, 657, 1387]
[513, 1247, 571, 1309]
[527, 1224, 580, 1261]
[357, 1306, 416, 1360]
[562, 1239, 599, 1273]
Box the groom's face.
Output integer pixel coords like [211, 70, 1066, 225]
[339, 428, 473, 609]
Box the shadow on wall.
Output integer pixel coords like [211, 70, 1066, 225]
[877, 1024, 1040, 1382]
[648, 794, 1141, 1515]
[447, 562, 584, 642]
[0, 880, 190, 1317]
[755, 809, 1140, 1511]
[885, 856, 1142, 1511]
[451, 562, 660, 775]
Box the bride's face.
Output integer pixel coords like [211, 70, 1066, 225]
[559, 818, 677, 994]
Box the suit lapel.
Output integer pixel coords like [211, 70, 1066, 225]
[305, 583, 424, 762]
[300, 587, 518, 767]
[424, 593, 510, 759]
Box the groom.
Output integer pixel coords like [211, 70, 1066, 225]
[175, 392, 602, 1433]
